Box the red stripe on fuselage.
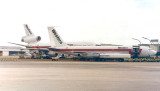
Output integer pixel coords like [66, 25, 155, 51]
[26, 46, 51, 48]
[61, 49, 130, 51]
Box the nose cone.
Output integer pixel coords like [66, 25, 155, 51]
[149, 50, 157, 56]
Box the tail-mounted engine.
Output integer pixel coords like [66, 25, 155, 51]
[21, 36, 41, 44]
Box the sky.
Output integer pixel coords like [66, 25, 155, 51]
[0, 0, 160, 46]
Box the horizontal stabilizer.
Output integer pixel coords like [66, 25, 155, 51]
[8, 42, 27, 47]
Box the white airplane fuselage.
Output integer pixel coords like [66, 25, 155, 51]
[47, 26, 157, 58]
[50, 45, 156, 58]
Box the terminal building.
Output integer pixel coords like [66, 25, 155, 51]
[0, 46, 25, 56]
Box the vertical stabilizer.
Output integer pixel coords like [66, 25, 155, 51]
[24, 24, 34, 36]
[48, 27, 67, 47]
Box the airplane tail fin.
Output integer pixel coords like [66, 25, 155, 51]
[48, 27, 68, 47]
[23, 24, 34, 36]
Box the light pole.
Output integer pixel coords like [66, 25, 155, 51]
[142, 37, 152, 44]
[132, 38, 142, 44]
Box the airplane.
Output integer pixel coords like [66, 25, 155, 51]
[47, 26, 157, 60]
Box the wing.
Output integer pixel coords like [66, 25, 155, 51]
[8, 42, 49, 51]
[8, 42, 26, 47]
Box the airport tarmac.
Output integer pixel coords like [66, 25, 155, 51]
[0, 60, 160, 91]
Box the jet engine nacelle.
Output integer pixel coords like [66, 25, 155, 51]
[21, 36, 41, 44]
